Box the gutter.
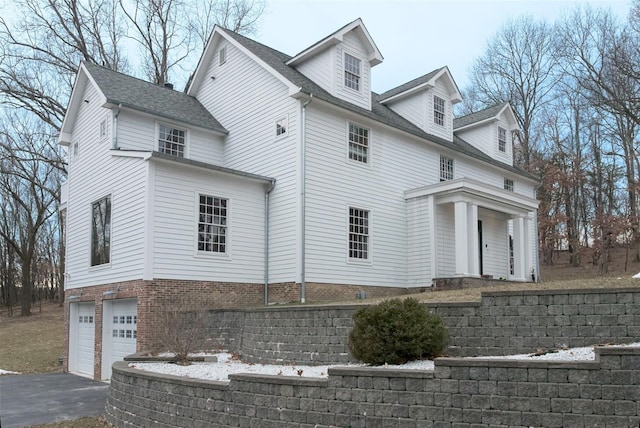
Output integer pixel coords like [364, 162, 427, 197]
[300, 93, 313, 304]
[112, 104, 122, 150]
[264, 178, 276, 305]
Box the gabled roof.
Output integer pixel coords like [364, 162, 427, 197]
[378, 67, 462, 104]
[286, 18, 383, 67]
[454, 102, 515, 131]
[60, 62, 226, 144]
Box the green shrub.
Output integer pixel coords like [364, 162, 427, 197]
[348, 298, 448, 365]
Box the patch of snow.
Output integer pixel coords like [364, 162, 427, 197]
[132, 343, 640, 382]
[0, 369, 20, 375]
[632, 272, 640, 279]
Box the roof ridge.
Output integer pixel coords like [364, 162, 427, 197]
[82, 61, 178, 92]
[378, 67, 446, 101]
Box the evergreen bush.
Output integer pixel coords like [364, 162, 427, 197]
[348, 298, 448, 365]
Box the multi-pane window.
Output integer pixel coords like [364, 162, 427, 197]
[498, 127, 507, 152]
[219, 47, 227, 65]
[198, 195, 227, 253]
[100, 120, 107, 139]
[91, 195, 111, 266]
[276, 117, 287, 137]
[433, 95, 445, 126]
[158, 124, 186, 157]
[349, 207, 369, 260]
[504, 178, 514, 192]
[348, 123, 369, 163]
[440, 155, 454, 181]
[344, 53, 361, 91]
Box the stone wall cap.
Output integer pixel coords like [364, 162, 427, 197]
[328, 366, 434, 378]
[228, 373, 328, 386]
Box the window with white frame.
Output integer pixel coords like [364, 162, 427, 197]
[349, 207, 369, 260]
[498, 126, 507, 152]
[219, 47, 227, 65]
[276, 117, 287, 137]
[100, 119, 107, 139]
[158, 124, 186, 157]
[72, 142, 79, 158]
[91, 195, 111, 266]
[197, 195, 227, 253]
[440, 155, 454, 181]
[348, 123, 369, 164]
[433, 95, 445, 126]
[344, 53, 361, 91]
[504, 178, 514, 192]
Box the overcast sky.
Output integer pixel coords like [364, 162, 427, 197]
[257, 0, 632, 93]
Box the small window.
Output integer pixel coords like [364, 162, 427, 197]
[344, 53, 361, 91]
[158, 124, 186, 157]
[100, 119, 107, 139]
[498, 127, 507, 152]
[440, 155, 454, 181]
[348, 123, 369, 164]
[198, 195, 228, 253]
[112, 329, 118, 337]
[119, 330, 125, 338]
[219, 47, 226, 65]
[113, 316, 118, 324]
[434, 96, 445, 126]
[504, 178, 514, 192]
[72, 142, 79, 158]
[126, 315, 132, 324]
[91, 195, 111, 266]
[126, 330, 132, 338]
[276, 117, 287, 137]
[349, 207, 369, 260]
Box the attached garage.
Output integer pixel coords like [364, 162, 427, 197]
[69, 302, 95, 377]
[102, 299, 137, 380]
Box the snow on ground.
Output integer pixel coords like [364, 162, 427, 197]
[0, 369, 20, 375]
[131, 342, 639, 382]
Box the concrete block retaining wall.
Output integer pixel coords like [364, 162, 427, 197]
[106, 346, 640, 427]
[206, 288, 640, 363]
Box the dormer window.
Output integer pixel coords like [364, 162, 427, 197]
[158, 124, 186, 157]
[344, 53, 361, 91]
[433, 96, 445, 126]
[498, 127, 507, 152]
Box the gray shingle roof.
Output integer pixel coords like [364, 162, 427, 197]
[83, 61, 227, 134]
[453, 102, 510, 130]
[224, 31, 537, 182]
[378, 68, 444, 101]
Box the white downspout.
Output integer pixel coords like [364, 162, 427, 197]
[112, 104, 122, 150]
[264, 178, 276, 305]
[300, 93, 313, 304]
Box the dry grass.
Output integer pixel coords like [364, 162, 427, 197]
[27, 416, 110, 428]
[0, 301, 65, 374]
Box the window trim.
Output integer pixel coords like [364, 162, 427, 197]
[498, 126, 507, 153]
[90, 193, 112, 268]
[347, 206, 371, 264]
[343, 52, 361, 92]
[433, 95, 446, 126]
[194, 192, 231, 258]
[99, 118, 108, 141]
[275, 116, 288, 138]
[439, 155, 454, 181]
[219, 46, 227, 65]
[347, 121, 370, 165]
[504, 178, 514, 192]
[156, 122, 188, 158]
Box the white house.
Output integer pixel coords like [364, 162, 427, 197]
[58, 19, 539, 380]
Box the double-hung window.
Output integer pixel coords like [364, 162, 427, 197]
[433, 95, 445, 126]
[158, 124, 186, 157]
[498, 127, 507, 152]
[440, 155, 454, 181]
[344, 53, 361, 91]
[349, 207, 369, 260]
[348, 123, 369, 164]
[504, 178, 514, 192]
[198, 195, 227, 253]
[91, 195, 111, 266]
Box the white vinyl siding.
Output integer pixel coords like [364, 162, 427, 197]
[152, 162, 265, 282]
[295, 47, 334, 94]
[426, 87, 453, 141]
[454, 116, 513, 166]
[334, 31, 372, 110]
[436, 204, 455, 277]
[384, 93, 426, 132]
[191, 39, 298, 283]
[406, 196, 433, 286]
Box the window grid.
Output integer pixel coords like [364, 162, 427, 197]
[434, 96, 445, 126]
[344, 53, 361, 91]
[504, 178, 514, 192]
[349, 207, 369, 260]
[348, 123, 369, 163]
[91, 195, 111, 266]
[198, 195, 227, 253]
[440, 156, 454, 181]
[276, 118, 287, 137]
[498, 127, 507, 152]
[158, 124, 186, 157]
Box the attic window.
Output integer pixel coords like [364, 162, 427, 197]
[219, 47, 227, 65]
[433, 96, 445, 126]
[158, 124, 186, 157]
[498, 127, 507, 152]
[344, 53, 361, 91]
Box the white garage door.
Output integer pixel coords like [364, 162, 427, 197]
[102, 299, 137, 380]
[73, 302, 95, 376]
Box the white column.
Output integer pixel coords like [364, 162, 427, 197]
[513, 215, 526, 280]
[454, 201, 469, 276]
[467, 203, 479, 276]
[522, 214, 530, 280]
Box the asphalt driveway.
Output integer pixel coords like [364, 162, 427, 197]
[0, 373, 109, 428]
